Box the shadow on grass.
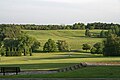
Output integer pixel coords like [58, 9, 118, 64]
[73, 36, 85, 38]
[0, 63, 76, 70]
[70, 50, 90, 53]
[28, 54, 103, 61]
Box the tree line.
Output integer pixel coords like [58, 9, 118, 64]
[83, 28, 120, 56]
[85, 24, 120, 38]
[43, 39, 70, 52]
[1, 23, 120, 56]
[0, 26, 40, 56]
[0, 22, 120, 30]
[0, 26, 70, 56]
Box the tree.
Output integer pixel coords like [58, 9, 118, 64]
[82, 44, 91, 51]
[0, 25, 40, 56]
[107, 26, 120, 37]
[43, 39, 57, 52]
[100, 30, 107, 38]
[73, 23, 85, 29]
[114, 26, 119, 35]
[85, 29, 91, 37]
[0, 41, 6, 56]
[18, 34, 36, 56]
[1, 25, 21, 39]
[107, 29, 112, 37]
[103, 34, 120, 56]
[3, 39, 21, 56]
[31, 40, 40, 52]
[91, 47, 97, 54]
[0, 32, 6, 41]
[57, 40, 70, 52]
[90, 42, 104, 54]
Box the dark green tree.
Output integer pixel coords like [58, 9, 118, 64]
[0, 32, 6, 41]
[43, 39, 57, 52]
[85, 29, 91, 37]
[82, 43, 91, 51]
[1, 25, 21, 39]
[90, 42, 104, 54]
[57, 40, 70, 52]
[91, 47, 97, 54]
[103, 34, 120, 56]
[18, 34, 35, 56]
[0, 41, 6, 56]
[100, 30, 107, 38]
[31, 40, 40, 52]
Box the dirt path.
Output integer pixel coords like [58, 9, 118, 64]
[85, 62, 120, 66]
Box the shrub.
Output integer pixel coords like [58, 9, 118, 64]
[43, 39, 58, 52]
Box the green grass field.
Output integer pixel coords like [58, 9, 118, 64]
[24, 30, 103, 50]
[0, 52, 120, 70]
[1, 66, 120, 78]
[0, 30, 120, 78]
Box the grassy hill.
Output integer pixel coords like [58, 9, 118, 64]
[0, 30, 107, 70]
[0, 30, 120, 78]
[24, 30, 103, 50]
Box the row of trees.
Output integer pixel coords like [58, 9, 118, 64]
[0, 26, 40, 56]
[86, 22, 120, 29]
[83, 33, 120, 56]
[99, 25, 120, 38]
[85, 25, 120, 38]
[0, 25, 70, 56]
[43, 39, 70, 52]
[82, 42, 103, 54]
[0, 22, 119, 30]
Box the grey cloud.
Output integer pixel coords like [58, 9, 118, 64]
[0, 0, 120, 24]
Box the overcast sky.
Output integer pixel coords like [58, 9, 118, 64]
[0, 0, 120, 24]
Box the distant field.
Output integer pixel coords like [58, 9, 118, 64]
[24, 30, 103, 50]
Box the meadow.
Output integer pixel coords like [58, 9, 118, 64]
[0, 30, 120, 78]
[24, 30, 103, 50]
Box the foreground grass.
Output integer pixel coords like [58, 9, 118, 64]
[0, 66, 120, 78]
[0, 52, 120, 70]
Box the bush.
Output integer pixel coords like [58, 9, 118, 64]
[57, 40, 70, 52]
[100, 30, 107, 38]
[91, 47, 97, 54]
[43, 39, 58, 52]
[90, 42, 104, 54]
[82, 44, 91, 51]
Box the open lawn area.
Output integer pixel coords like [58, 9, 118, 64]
[0, 66, 120, 78]
[0, 52, 120, 70]
[0, 30, 119, 78]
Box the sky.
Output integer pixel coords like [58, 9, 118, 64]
[0, 0, 120, 24]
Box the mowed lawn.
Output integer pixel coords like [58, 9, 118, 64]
[0, 52, 120, 70]
[24, 30, 103, 50]
[1, 66, 120, 78]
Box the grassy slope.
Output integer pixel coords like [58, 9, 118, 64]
[1, 66, 120, 78]
[24, 30, 103, 50]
